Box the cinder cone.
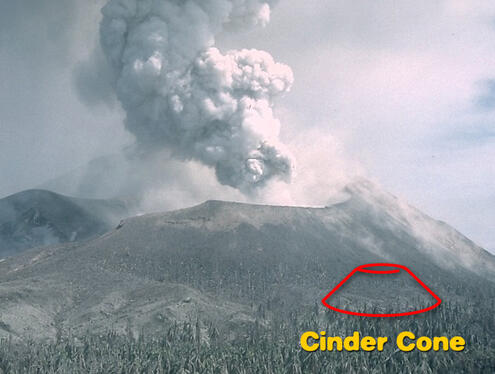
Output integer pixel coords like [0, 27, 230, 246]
[321, 263, 441, 317]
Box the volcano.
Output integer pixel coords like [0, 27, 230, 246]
[0, 179, 493, 339]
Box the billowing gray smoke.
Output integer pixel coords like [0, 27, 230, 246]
[100, 0, 294, 192]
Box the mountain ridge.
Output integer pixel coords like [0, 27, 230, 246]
[0, 189, 131, 258]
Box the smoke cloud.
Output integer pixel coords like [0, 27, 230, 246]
[99, 0, 294, 193]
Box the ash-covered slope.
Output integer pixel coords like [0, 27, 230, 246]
[0, 190, 130, 257]
[0, 180, 493, 339]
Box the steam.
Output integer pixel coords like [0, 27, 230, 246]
[100, 0, 294, 193]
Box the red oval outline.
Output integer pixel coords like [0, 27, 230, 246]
[321, 263, 442, 317]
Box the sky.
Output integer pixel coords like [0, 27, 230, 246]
[0, 0, 494, 253]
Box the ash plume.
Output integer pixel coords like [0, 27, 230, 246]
[100, 0, 294, 193]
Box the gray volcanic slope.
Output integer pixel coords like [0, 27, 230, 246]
[0, 190, 130, 258]
[0, 180, 493, 339]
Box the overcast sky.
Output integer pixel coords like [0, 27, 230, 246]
[0, 0, 494, 253]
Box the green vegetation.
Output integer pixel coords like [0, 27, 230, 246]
[0, 295, 493, 374]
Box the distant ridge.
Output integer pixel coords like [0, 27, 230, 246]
[0, 189, 130, 257]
